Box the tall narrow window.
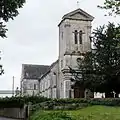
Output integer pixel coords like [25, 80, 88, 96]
[61, 32, 63, 39]
[34, 84, 37, 90]
[79, 30, 83, 44]
[61, 60, 63, 68]
[74, 30, 78, 44]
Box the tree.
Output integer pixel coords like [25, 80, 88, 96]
[98, 0, 120, 16]
[84, 23, 120, 97]
[0, 0, 25, 75]
[0, 0, 25, 38]
[71, 23, 120, 98]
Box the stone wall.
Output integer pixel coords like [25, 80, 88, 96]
[39, 61, 59, 99]
[21, 79, 39, 96]
[0, 106, 28, 119]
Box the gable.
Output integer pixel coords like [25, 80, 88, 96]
[62, 8, 94, 21]
[69, 12, 88, 20]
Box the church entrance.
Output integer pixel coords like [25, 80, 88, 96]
[74, 87, 84, 98]
[72, 82, 85, 98]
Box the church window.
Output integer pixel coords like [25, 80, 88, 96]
[29, 83, 33, 89]
[61, 32, 63, 39]
[34, 84, 37, 90]
[79, 30, 83, 44]
[61, 82, 63, 89]
[74, 30, 78, 44]
[61, 60, 63, 68]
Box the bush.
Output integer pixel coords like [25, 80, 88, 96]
[87, 98, 120, 106]
[30, 99, 90, 112]
[30, 98, 120, 111]
[0, 96, 50, 108]
[53, 98, 120, 107]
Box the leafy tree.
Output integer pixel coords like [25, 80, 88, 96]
[0, 0, 25, 75]
[85, 23, 120, 97]
[98, 0, 120, 16]
[71, 23, 120, 98]
[0, 0, 25, 38]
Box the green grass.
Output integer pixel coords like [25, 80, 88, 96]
[30, 106, 120, 120]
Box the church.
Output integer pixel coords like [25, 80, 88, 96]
[20, 8, 94, 98]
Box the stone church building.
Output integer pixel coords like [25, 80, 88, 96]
[21, 8, 94, 98]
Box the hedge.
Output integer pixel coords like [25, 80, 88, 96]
[30, 98, 120, 112]
[1, 97, 120, 109]
[0, 96, 50, 108]
[53, 98, 120, 106]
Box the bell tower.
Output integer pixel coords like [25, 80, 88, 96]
[58, 8, 94, 98]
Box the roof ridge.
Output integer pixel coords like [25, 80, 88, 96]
[22, 64, 50, 66]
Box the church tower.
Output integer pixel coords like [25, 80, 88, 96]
[58, 9, 94, 98]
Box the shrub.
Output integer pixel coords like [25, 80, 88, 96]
[31, 98, 120, 110]
[0, 96, 50, 108]
[53, 98, 120, 107]
[28, 98, 120, 114]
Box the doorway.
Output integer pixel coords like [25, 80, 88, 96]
[72, 82, 85, 98]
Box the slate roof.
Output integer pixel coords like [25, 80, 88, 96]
[22, 64, 50, 79]
[39, 60, 58, 81]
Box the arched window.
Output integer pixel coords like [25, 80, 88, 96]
[74, 30, 78, 44]
[61, 60, 63, 68]
[34, 84, 37, 90]
[61, 32, 63, 39]
[79, 30, 83, 44]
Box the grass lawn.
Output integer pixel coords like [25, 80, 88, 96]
[30, 105, 120, 120]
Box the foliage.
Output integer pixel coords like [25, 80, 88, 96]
[30, 106, 120, 120]
[0, 96, 50, 108]
[0, 0, 25, 75]
[53, 98, 120, 107]
[0, 64, 4, 75]
[22, 95, 51, 105]
[30, 100, 89, 112]
[30, 98, 120, 113]
[0, 0, 25, 38]
[71, 23, 120, 96]
[0, 96, 24, 108]
[89, 23, 120, 94]
[98, 0, 120, 16]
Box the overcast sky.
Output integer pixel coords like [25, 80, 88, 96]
[0, 0, 119, 94]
